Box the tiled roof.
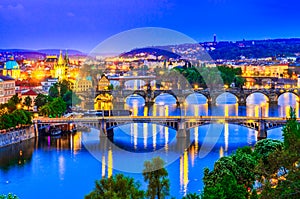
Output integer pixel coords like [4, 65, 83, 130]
[22, 89, 38, 96]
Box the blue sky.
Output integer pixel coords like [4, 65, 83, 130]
[0, 0, 299, 52]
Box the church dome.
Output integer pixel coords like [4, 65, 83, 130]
[5, 60, 19, 70]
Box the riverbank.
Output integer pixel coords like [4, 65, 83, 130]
[0, 126, 36, 148]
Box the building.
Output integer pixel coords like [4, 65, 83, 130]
[52, 50, 69, 80]
[0, 75, 15, 104]
[98, 75, 110, 90]
[21, 89, 38, 110]
[41, 78, 58, 92]
[3, 57, 21, 79]
[74, 77, 92, 92]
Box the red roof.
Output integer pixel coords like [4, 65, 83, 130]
[22, 89, 38, 96]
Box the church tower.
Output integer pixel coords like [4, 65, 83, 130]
[53, 50, 68, 80]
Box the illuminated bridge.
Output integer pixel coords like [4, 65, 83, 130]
[34, 116, 295, 139]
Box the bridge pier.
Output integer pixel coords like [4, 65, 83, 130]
[177, 119, 188, 138]
[257, 119, 267, 140]
[177, 129, 188, 138]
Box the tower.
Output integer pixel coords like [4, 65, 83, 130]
[53, 50, 68, 80]
[213, 34, 217, 43]
[3, 57, 21, 79]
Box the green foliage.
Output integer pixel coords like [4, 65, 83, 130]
[203, 147, 256, 199]
[34, 94, 48, 110]
[143, 157, 170, 199]
[255, 107, 300, 198]
[203, 173, 248, 199]
[0, 193, 19, 199]
[253, 138, 283, 162]
[4, 94, 22, 112]
[85, 174, 145, 199]
[39, 97, 66, 117]
[0, 109, 32, 130]
[23, 96, 32, 110]
[107, 84, 114, 90]
[172, 66, 245, 88]
[49, 80, 80, 108]
[62, 90, 81, 107]
[282, 107, 300, 152]
[182, 193, 201, 199]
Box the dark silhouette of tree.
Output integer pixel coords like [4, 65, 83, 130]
[34, 94, 48, 110]
[23, 96, 32, 110]
[143, 157, 170, 199]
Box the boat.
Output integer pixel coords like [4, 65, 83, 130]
[50, 128, 62, 136]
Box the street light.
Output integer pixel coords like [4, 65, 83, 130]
[17, 104, 22, 110]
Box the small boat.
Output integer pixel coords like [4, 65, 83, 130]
[50, 128, 62, 136]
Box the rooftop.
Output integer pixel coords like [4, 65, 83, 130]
[0, 75, 15, 81]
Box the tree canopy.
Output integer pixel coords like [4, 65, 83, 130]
[143, 157, 170, 199]
[85, 174, 145, 199]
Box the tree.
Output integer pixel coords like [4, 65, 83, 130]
[202, 147, 256, 199]
[39, 97, 66, 117]
[202, 173, 248, 199]
[253, 138, 283, 162]
[34, 94, 48, 110]
[0, 193, 19, 199]
[85, 174, 145, 199]
[143, 157, 170, 199]
[182, 193, 201, 199]
[258, 107, 300, 198]
[62, 90, 81, 108]
[23, 96, 32, 110]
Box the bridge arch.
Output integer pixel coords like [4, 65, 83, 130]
[124, 79, 146, 90]
[215, 92, 238, 104]
[277, 91, 299, 104]
[125, 94, 146, 106]
[246, 92, 269, 104]
[154, 92, 178, 105]
[185, 93, 208, 104]
[106, 121, 178, 131]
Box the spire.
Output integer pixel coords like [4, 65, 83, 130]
[64, 49, 69, 65]
[58, 50, 64, 65]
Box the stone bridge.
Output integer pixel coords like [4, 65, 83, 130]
[95, 88, 300, 106]
[34, 116, 294, 140]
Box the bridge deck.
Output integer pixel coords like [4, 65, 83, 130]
[34, 116, 292, 123]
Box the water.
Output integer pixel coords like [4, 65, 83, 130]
[0, 92, 296, 198]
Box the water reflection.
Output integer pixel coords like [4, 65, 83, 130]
[0, 93, 295, 198]
[0, 139, 35, 170]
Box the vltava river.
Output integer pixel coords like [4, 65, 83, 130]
[0, 92, 296, 198]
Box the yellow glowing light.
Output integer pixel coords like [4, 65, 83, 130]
[219, 146, 224, 158]
[183, 150, 189, 194]
[17, 104, 22, 109]
[108, 149, 113, 178]
[224, 105, 229, 117]
[164, 105, 169, 116]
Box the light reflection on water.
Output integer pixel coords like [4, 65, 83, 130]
[0, 93, 296, 198]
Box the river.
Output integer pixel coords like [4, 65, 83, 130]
[0, 92, 297, 198]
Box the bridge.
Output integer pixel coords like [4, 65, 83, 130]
[94, 87, 300, 106]
[34, 116, 294, 140]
